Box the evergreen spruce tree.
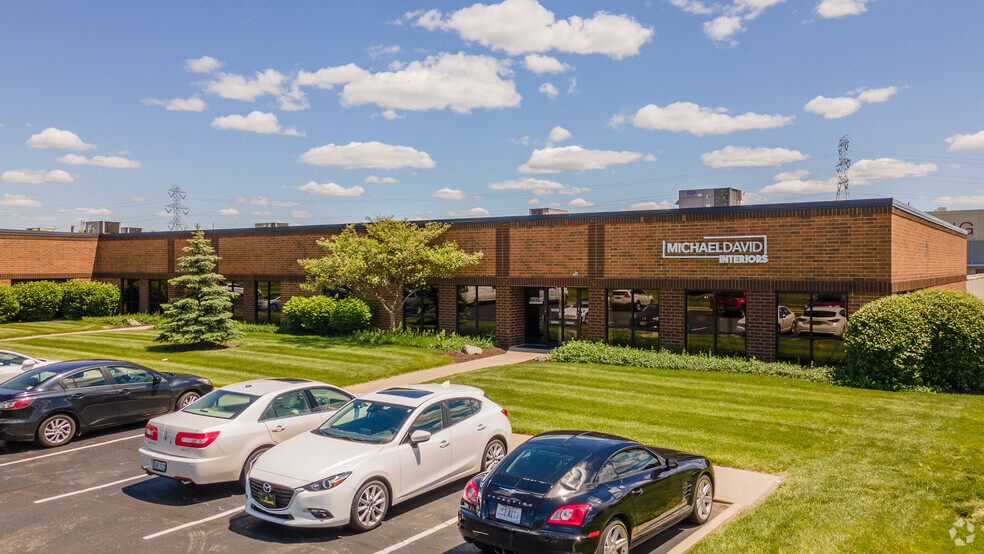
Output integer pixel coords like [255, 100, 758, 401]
[156, 229, 242, 346]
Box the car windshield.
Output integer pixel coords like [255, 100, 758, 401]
[499, 444, 590, 483]
[2, 367, 61, 391]
[314, 399, 413, 444]
[803, 310, 837, 318]
[183, 390, 257, 419]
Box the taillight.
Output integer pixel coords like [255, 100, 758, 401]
[462, 479, 480, 506]
[145, 423, 158, 441]
[547, 504, 590, 526]
[175, 431, 219, 448]
[828, 319, 841, 323]
[501, 408, 508, 417]
[0, 397, 33, 410]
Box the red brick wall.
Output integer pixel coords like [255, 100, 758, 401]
[508, 222, 589, 279]
[0, 233, 98, 279]
[890, 208, 967, 288]
[443, 225, 496, 278]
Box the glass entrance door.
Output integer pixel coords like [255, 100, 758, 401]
[525, 288, 547, 344]
[524, 287, 588, 346]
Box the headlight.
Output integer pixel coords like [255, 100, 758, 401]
[197, 378, 212, 386]
[296, 472, 351, 493]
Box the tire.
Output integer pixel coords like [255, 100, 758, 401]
[239, 446, 271, 489]
[481, 438, 507, 472]
[35, 414, 76, 448]
[348, 479, 389, 532]
[596, 518, 629, 554]
[175, 391, 200, 411]
[688, 474, 714, 524]
[634, 300, 642, 311]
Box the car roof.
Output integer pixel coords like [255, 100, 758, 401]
[218, 378, 327, 396]
[33, 359, 136, 373]
[0, 348, 30, 357]
[358, 383, 484, 407]
[525, 430, 641, 456]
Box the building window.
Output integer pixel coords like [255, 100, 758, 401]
[559, 287, 589, 342]
[404, 285, 439, 332]
[256, 281, 282, 324]
[456, 286, 496, 337]
[606, 289, 659, 349]
[121, 279, 140, 314]
[149, 280, 168, 314]
[777, 293, 847, 365]
[686, 291, 746, 357]
[224, 282, 245, 321]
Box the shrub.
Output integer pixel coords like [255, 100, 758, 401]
[840, 289, 984, 391]
[85, 312, 170, 327]
[282, 295, 335, 335]
[12, 281, 64, 321]
[350, 328, 498, 350]
[0, 287, 19, 324]
[330, 298, 372, 333]
[60, 280, 120, 319]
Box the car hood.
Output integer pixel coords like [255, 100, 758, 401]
[251, 431, 383, 485]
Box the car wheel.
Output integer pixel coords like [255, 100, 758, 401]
[688, 474, 714, 524]
[596, 519, 629, 554]
[481, 438, 507, 472]
[348, 479, 389, 532]
[36, 414, 76, 448]
[239, 446, 271, 489]
[633, 300, 642, 311]
[175, 391, 200, 411]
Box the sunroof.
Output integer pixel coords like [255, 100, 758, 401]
[377, 388, 433, 399]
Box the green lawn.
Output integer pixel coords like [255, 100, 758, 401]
[3, 330, 450, 387]
[445, 362, 984, 552]
[0, 320, 110, 340]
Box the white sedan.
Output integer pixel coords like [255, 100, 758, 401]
[245, 383, 511, 531]
[138, 378, 353, 486]
[0, 349, 55, 384]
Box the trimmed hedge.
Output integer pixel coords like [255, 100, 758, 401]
[839, 289, 984, 391]
[352, 328, 498, 351]
[550, 340, 836, 384]
[330, 298, 372, 333]
[61, 280, 120, 319]
[12, 281, 64, 321]
[0, 287, 19, 324]
[282, 296, 335, 335]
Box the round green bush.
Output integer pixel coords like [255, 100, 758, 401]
[330, 298, 372, 333]
[12, 281, 65, 321]
[0, 286, 20, 324]
[61, 280, 121, 319]
[282, 295, 335, 335]
[840, 289, 984, 391]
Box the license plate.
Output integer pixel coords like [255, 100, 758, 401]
[152, 460, 166, 473]
[495, 503, 522, 524]
[258, 493, 277, 507]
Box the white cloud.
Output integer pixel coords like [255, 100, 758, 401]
[296, 181, 365, 196]
[548, 126, 572, 145]
[930, 195, 984, 207]
[0, 194, 42, 207]
[367, 45, 401, 59]
[185, 55, 223, 74]
[233, 196, 299, 207]
[487, 176, 587, 195]
[297, 64, 371, 89]
[26, 128, 96, 150]
[414, 0, 653, 59]
[277, 82, 310, 111]
[668, 0, 713, 15]
[291, 210, 314, 219]
[774, 169, 810, 181]
[518, 145, 644, 173]
[523, 54, 569, 74]
[252, 211, 273, 216]
[568, 198, 594, 207]
[299, 141, 436, 170]
[379, 109, 406, 120]
[849, 158, 937, 183]
[142, 97, 207, 111]
[670, 0, 785, 44]
[58, 207, 112, 215]
[210, 111, 303, 136]
[539, 82, 559, 99]
[701, 146, 807, 168]
[528, 198, 540, 205]
[817, 0, 868, 18]
[1, 169, 74, 184]
[433, 188, 467, 200]
[217, 208, 240, 217]
[629, 201, 674, 210]
[365, 175, 399, 184]
[448, 207, 490, 217]
[623, 102, 793, 136]
[130, 197, 146, 202]
[704, 16, 744, 42]
[340, 53, 521, 114]
[510, 136, 534, 146]
[567, 77, 577, 95]
[154, 210, 169, 217]
[945, 130, 984, 152]
[203, 69, 287, 102]
[804, 86, 899, 119]
[56, 154, 143, 168]
[760, 177, 838, 195]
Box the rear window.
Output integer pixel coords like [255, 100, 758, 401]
[499, 444, 589, 484]
[803, 310, 837, 318]
[2, 368, 60, 391]
[183, 390, 257, 419]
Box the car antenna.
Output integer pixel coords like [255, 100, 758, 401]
[441, 380, 450, 388]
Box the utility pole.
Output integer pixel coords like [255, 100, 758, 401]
[836, 135, 851, 200]
[166, 184, 189, 231]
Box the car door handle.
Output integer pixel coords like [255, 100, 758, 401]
[118, 389, 132, 395]
[68, 393, 84, 400]
[476, 424, 486, 431]
[439, 440, 450, 448]
[630, 488, 643, 496]
[271, 425, 286, 432]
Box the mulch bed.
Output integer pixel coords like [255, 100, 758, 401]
[446, 347, 506, 364]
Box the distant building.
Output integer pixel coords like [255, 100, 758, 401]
[120, 227, 143, 234]
[84, 221, 121, 234]
[927, 207, 982, 273]
[255, 222, 290, 228]
[677, 188, 743, 209]
[529, 208, 568, 216]
[25, 227, 57, 232]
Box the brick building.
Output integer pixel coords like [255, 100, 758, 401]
[0, 198, 966, 364]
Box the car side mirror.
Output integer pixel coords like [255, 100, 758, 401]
[666, 458, 678, 470]
[409, 430, 431, 446]
[152, 374, 162, 384]
[21, 360, 35, 370]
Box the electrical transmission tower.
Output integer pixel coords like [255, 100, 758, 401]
[836, 135, 851, 200]
[166, 184, 189, 231]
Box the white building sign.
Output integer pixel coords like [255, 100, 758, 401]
[662, 235, 768, 263]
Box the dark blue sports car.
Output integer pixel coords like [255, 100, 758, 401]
[458, 430, 714, 554]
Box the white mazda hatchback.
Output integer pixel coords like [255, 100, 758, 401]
[244, 383, 511, 531]
[139, 378, 353, 487]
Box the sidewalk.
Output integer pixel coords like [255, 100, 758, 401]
[0, 325, 154, 342]
[347, 349, 543, 394]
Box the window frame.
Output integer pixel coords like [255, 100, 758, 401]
[606, 289, 659, 349]
[260, 389, 316, 421]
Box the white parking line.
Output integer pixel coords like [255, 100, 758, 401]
[373, 517, 458, 554]
[142, 506, 245, 540]
[0, 434, 143, 468]
[34, 474, 148, 504]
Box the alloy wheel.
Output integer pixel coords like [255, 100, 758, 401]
[43, 417, 73, 445]
[484, 441, 505, 471]
[696, 477, 713, 520]
[603, 522, 629, 554]
[180, 393, 200, 408]
[357, 483, 387, 527]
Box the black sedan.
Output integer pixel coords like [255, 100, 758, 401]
[458, 431, 714, 554]
[0, 360, 213, 448]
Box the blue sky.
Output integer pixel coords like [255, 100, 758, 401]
[1, 0, 983, 231]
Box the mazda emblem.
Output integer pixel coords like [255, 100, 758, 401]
[262, 483, 272, 493]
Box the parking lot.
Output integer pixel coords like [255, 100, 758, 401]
[0, 424, 730, 554]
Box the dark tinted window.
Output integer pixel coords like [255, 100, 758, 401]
[262, 390, 314, 419]
[0, 352, 28, 366]
[2, 368, 60, 391]
[500, 445, 589, 483]
[184, 391, 257, 419]
[596, 462, 619, 484]
[62, 369, 109, 389]
[408, 403, 445, 435]
[448, 398, 480, 425]
[308, 387, 352, 411]
[610, 448, 661, 475]
[107, 366, 155, 385]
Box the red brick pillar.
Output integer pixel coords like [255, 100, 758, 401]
[660, 290, 685, 351]
[588, 287, 607, 342]
[438, 285, 458, 333]
[243, 278, 257, 323]
[138, 279, 150, 313]
[495, 286, 525, 348]
[0, 279, 10, 287]
[745, 291, 776, 361]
